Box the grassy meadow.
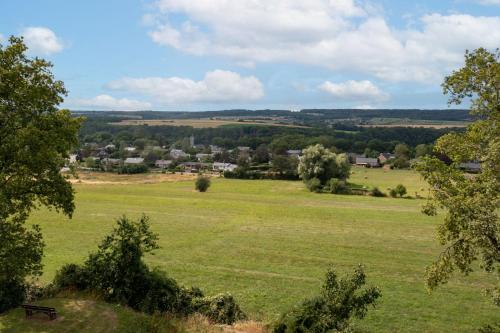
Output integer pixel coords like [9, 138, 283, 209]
[22, 168, 498, 332]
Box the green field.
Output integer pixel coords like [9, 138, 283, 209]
[20, 168, 498, 332]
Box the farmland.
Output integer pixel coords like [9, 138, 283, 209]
[111, 118, 307, 128]
[25, 169, 498, 332]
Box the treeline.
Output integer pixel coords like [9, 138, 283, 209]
[78, 116, 460, 154]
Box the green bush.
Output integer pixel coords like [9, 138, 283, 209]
[195, 176, 211, 192]
[274, 265, 381, 333]
[328, 178, 350, 194]
[306, 178, 322, 193]
[193, 293, 246, 325]
[139, 269, 180, 314]
[0, 279, 25, 313]
[390, 184, 407, 198]
[117, 164, 148, 174]
[370, 187, 386, 197]
[53, 263, 89, 290]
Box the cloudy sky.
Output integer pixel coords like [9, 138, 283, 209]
[1, 0, 499, 111]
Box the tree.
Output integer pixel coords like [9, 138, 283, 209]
[0, 36, 81, 311]
[416, 48, 499, 306]
[390, 184, 407, 198]
[195, 176, 211, 192]
[415, 144, 433, 158]
[272, 155, 298, 178]
[298, 144, 350, 189]
[274, 265, 381, 333]
[254, 144, 270, 163]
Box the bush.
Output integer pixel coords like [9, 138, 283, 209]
[390, 184, 407, 198]
[139, 269, 180, 314]
[274, 265, 381, 333]
[53, 263, 89, 290]
[370, 187, 386, 197]
[306, 178, 322, 193]
[193, 293, 246, 325]
[328, 178, 350, 194]
[0, 279, 25, 313]
[195, 176, 211, 192]
[117, 164, 148, 174]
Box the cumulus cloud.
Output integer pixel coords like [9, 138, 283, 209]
[106, 70, 264, 104]
[71, 95, 152, 111]
[146, 0, 500, 83]
[21, 27, 64, 55]
[319, 80, 389, 102]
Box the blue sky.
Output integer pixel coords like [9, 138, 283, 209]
[1, 0, 499, 111]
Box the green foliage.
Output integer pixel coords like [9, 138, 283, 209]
[328, 178, 351, 195]
[306, 178, 322, 193]
[272, 155, 299, 178]
[389, 184, 406, 198]
[0, 279, 26, 313]
[273, 265, 381, 333]
[416, 48, 500, 305]
[52, 215, 245, 324]
[117, 164, 149, 174]
[0, 36, 81, 311]
[195, 176, 211, 192]
[193, 293, 247, 325]
[298, 145, 350, 187]
[370, 187, 386, 197]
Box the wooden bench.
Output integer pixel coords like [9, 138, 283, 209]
[22, 304, 57, 320]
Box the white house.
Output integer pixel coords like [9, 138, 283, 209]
[155, 160, 172, 168]
[286, 149, 302, 158]
[124, 157, 144, 165]
[213, 162, 237, 172]
[170, 149, 189, 159]
[124, 147, 136, 152]
[69, 154, 78, 164]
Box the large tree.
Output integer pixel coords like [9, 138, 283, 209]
[298, 144, 350, 187]
[0, 37, 81, 310]
[417, 48, 499, 305]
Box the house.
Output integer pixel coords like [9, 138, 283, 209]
[101, 158, 121, 166]
[196, 153, 212, 161]
[213, 162, 237, 172]
[210, 145, 223, 154]
[355, 157, 379, 167]
[155, 160, 172, 168]
[286, 149, 302, 158]
[237, 146, 251, 152]
[459, 162, 481, 173]
[105, 144, 116, 150]
[180, 162, 211, 172]
[170, 149, 189, 159]
[378, 153, 395, 164]
[124, 147, 136, 152]
[124, 157, 144, 165]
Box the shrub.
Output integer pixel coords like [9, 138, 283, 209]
[139, 269, 180, 314]
[274, 265, 381, 333]
[370, 187, 386, 197]
[328, 178, 350, 194]
[117, 164, 148, 174]
[390, 184, 407, 198]
[195, 176, 211, 192]
[0, 279, 25, 313]
[53, 263, 89, 290]
[193, 293, 246, 325]
[306, 178, 322, 193]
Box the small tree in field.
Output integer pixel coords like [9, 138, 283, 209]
[195, 176, 211, 192]
[390, 184, 407, 198]
[274, 265, 381, 333]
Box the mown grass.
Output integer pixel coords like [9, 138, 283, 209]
[19, 168, 499, 332]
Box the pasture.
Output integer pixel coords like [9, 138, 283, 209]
[25, 169, 498, 332]
[111, 118, 306, 128]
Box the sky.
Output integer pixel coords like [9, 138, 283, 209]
[1, 0, 499, 111]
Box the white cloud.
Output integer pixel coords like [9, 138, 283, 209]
[0, 34, 4, 43]
[319, 80, 389, 102]
[147, 1, 500, 83]
[71, 95, 152, 111]
[22, 27, 64, 55]
[107, 70, 264, 104]
[476, 0, 500, 4]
